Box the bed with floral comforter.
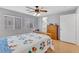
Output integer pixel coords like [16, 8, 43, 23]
[0, 33, 54, 53]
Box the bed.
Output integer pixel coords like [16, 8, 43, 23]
[0, 33, 54, 53]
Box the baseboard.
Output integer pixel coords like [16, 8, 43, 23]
[60, 40, 76, 45]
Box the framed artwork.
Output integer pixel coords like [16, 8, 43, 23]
[30, 23, 33, 28]
[15, 17, 21, 29]
[4, 15, 14, 30]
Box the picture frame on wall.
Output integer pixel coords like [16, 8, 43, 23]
[4, 15, 14, 30]
[15, 17, 22, 29]
[30, 23, 33, 28]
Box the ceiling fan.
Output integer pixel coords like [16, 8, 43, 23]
[26, 6, 48, 16]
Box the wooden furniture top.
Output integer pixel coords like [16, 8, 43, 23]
[34, 32, 52, 38]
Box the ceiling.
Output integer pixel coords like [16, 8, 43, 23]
[0, 6, 77, 17]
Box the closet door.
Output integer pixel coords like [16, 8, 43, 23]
[60, 14, 76, 44]
[77, 9, 79, 45]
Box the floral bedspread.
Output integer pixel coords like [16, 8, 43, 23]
[0, 33, 54, 53]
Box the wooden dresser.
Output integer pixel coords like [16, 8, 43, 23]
[47, 24, 58, 40]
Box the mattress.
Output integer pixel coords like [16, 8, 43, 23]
[0, 33, 54, 53]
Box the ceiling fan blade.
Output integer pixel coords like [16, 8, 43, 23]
[26, 6, 35, 10]
[40, 10, 48, 12]
[26, 11, 35, 13]
[26, 9, 34, 11]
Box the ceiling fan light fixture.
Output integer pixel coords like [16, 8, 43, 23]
[33, 13, 40, 16]
[37, 13, 40, 16]
[33, 13, 37, 16]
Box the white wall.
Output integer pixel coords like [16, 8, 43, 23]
[0, 8, 38, 37]
[47, 15, 60, 25]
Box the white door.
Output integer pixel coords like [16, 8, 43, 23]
[60, 14, 76, 44]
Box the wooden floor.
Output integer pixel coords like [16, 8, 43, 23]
[47, 40, 79, 53]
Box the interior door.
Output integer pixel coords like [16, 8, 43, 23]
[60, 14, 76, 44]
